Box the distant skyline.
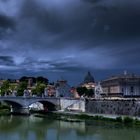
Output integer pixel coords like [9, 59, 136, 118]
[0, 0, 140, 85]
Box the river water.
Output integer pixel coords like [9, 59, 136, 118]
[0, 115, 140, 140]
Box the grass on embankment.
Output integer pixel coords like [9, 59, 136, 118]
[34, 111, 140, 125]
[75, 114, 140, 125]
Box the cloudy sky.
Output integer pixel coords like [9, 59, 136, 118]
[0, 0, 140, 84]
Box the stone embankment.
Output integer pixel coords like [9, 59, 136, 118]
[86, 98, 140, 117]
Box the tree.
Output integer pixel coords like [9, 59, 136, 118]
[86, 89, 94, 97]
[0, 80, 10, 96]
[19, 76, 28, 82]
[36, 76, 48, 84]
[32, 83, 46, 97]
[19, 76, 48, 85]
[76, 87, 94, 97]
[19, 76, 36, 83]
[9, 83, 17, 92]
[17, 81, 28, 96]
[76, 87, 87, 97]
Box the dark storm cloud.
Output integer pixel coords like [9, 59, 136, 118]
[0, 56, 15, 66]
[0, 14, 15, 28]
[0, 0, 86, 48]
[0, 0, 140, 83]
[78, 0, 140, 47]
[47, 61, 83, 72]
[109, 42, 140, 68]
[19, 0, 62, 33]
[20, 57, 82, 72]
[12, 0, 140, 50]
[91, 4, 140, 40]
[1, 0, 140, 44]
[0, 14, 15, 38]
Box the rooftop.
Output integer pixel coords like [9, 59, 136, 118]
[102, 73, 140, 82]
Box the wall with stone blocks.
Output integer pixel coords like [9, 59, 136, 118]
[86, 99, 140, 117]
[60, 98, 85, 112]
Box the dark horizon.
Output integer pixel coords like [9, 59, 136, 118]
[0, 69, 140, 86]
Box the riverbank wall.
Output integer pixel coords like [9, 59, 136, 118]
[86, 99, 140, 117]
[60, 98, 85, 112]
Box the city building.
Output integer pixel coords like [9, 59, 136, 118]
[27, 78, 34, 88]
[55, 79, 72, 97]
[76, 71, 96, 98]
[101, 72, 140, 97]
[70, 87, 80, 98]
[46, 85, 56, 97]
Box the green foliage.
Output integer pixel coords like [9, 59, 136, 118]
[123, 116, 133, 124]
[36, 76, 48, 84]
[19, 76, 48, 85]
[93, 115, 104, 120]
[76, 87, 94, 97]
[86, 89, 94, 97]
[0, 102, 10, 115]
[9, 83, 17, 91]
[32, 83, 46, 96]
[134, 118, 140, 125]
[0, 104, 10, 110]
[19, 76, 28, 82]
[77, 114, 91, 119]
[76, 87, 87, 96]
[0, 80, 10, 96]
[17, 81, 28, 96]
[116, 117, 123, 122]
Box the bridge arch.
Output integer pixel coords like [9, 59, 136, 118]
[28, 100, 56, 111]
[0, 97, 61, 114]
[2, 100, 23, 108]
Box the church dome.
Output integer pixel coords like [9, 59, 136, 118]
[84, 71, 95, 83]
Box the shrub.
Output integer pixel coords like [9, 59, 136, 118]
[116, 117, 123, 122]
[123, 117, 133, 124]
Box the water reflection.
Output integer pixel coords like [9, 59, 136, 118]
[0, 115, 140, 140]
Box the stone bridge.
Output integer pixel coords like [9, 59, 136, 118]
[0, 97, 85, 114]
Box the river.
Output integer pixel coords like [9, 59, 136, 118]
[0, 115, 139, 140]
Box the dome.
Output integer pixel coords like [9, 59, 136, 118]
[84, 71, 95, 83]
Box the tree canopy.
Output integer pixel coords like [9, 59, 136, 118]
[17, 81, 28, 96]
[31, 83, 46, 97]
[19, 76, 48, 84]
[76, 87, 94, 97]
[0, 80, 10, 96]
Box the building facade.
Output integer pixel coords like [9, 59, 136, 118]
[101, 73, 140, 97]
[55, 79, 72, 97]
[46, 85, 56, 97]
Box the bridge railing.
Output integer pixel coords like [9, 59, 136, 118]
[0, 95, 83, 100]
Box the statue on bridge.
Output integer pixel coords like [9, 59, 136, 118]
[23, 89, 30, 97]
[95, 82, 103, 99]
[44, 87, 48, 97]
[12, 90, 17, 97]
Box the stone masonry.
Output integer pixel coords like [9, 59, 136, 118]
[86, 99, 140, 117]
